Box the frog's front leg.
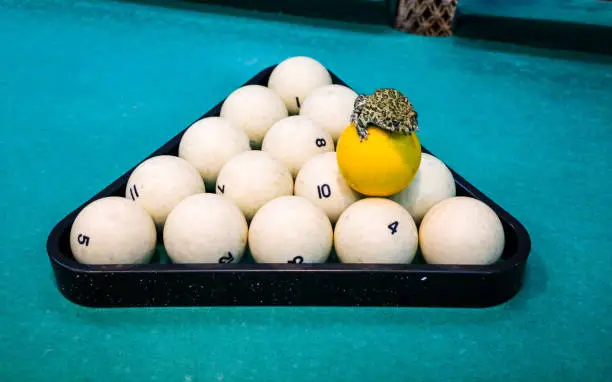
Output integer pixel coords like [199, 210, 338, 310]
[356, 117, 369, 141]
[350, 95, 369, 142]
[350, 95, 366, 126]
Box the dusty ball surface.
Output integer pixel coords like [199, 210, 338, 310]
[215, 151, 293, 220]
[163, 193, 248, 264]
[334, 198, 418, 264]
[70, 197, 157, 265]
[299, 84, 358, 143]
[419, 196, 505, 265]
[248, 196, 333, 264]
[178, 116, 251, 190]
[267, 56, 332, 114]
[261, 115, 334, 178]
[220, 85, 288, 148]
[390, 153, 456, 224]
[294, 152, 361, 223]
[126, 155, 205, 228]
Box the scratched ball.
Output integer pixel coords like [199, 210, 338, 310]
[294, 152, 362, 223]
[248, 196, 333, 264]
[126, 155, 205, 229]
[334, 198, 418, 264]
[70, 196, 157, 265]
[267, 56, 332, 114]
[261, 115, 334, 178]
[215, 151, 294, 221]
[220, 84, 288, 148]
[163, 193, 248, 264]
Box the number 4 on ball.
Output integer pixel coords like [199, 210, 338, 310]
[388, 221, 399, 235]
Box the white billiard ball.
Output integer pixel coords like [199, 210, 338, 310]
[178, 116, 251, 190]
[261, 116, 334, 178]
[419, 196, 505, 265]
[70, 196, 157, 265]
[334, 198, 418, 264]
[390, 153, 456, 224]
[294, 152, 361, 223]
[299, 84, 358, 142]
[215, 151, 293, 221]
[163, 193, 248, 264]
[220, 85, 288, 149]
[126, 155, 205, 228]
[267, 56, 332, 114]
[248, 196, 333, 264]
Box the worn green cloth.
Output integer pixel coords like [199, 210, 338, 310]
[1, 1, 611, 381]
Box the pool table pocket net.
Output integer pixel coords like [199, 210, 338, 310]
[395, 0, 458, 36]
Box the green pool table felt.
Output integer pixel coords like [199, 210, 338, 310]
[1, 0, 612, 380]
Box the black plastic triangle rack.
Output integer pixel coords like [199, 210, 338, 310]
[46, 65, 531, 308]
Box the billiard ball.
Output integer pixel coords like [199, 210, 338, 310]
[178, 116, 251, 191]
[163, 193, 248, 264]
[294, 152, 361, 223]
[215, 150, 293, 221]
[390, 153, 456, 224]
[248, 196, 333, 264]
[261, 115, 334, 178]
[334, 198, 418, 264]
[299, 84, 358, 143]
[70, 196, 157, 265]
[126, 155, 205, 228]
[419, 196, 505, 265]
[267, 56, 332, 114]
[220, 85, 288, 148]
[336, 122, 422, 197]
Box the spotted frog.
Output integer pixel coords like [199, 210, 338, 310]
[349, 88, 419, 141]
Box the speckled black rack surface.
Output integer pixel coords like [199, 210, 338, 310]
[46, 65, 531, 308]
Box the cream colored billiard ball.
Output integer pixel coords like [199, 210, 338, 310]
[267, 56, 332, 114]
[334, 198, 418, 264]
[299, 84, 358, 142]
[294, 152, 361, 223]
[215, 151, 293, 221]
[163, 193, 248, 264]
[70, 196, 157, 265]
[178, 116, 250, 190]
[261, 116, 334, 178]
[419, 196, 505, 265]
[126, 155, 205, 228]
[248, 196, 333, 263]
[220, 85, 288, 148]
[390, 153, 456, 224]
